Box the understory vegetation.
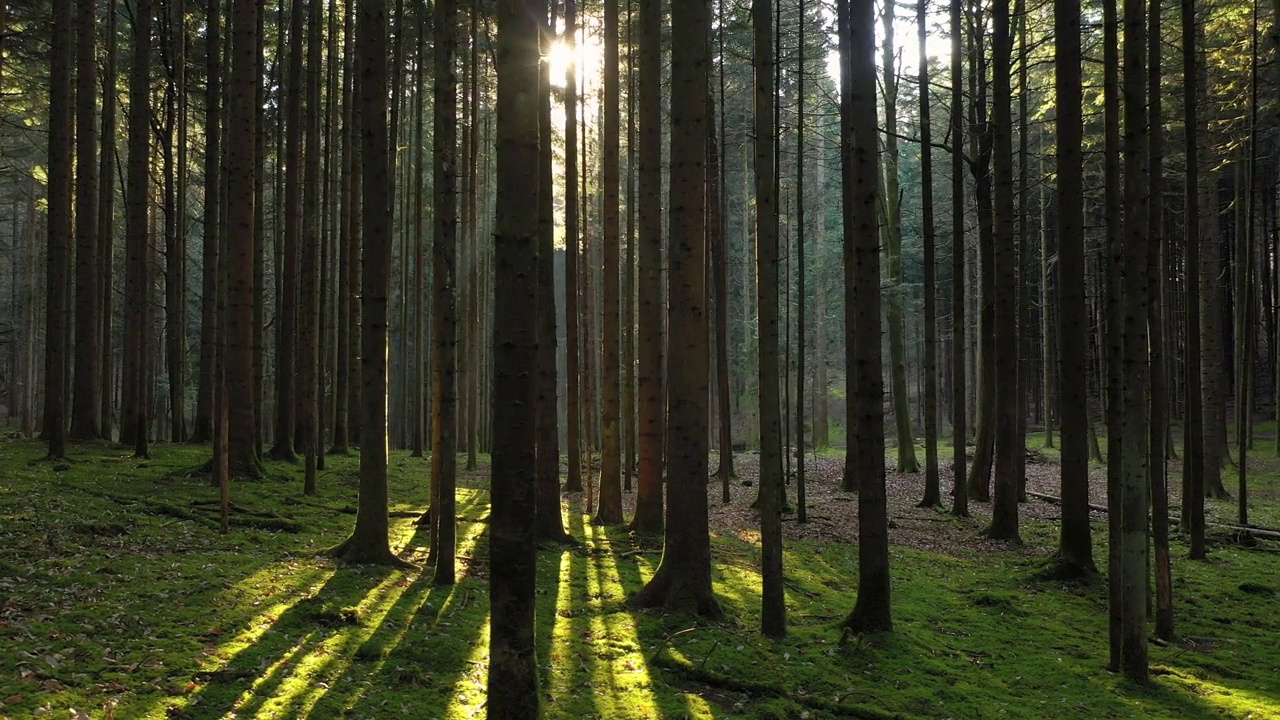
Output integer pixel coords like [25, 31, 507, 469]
[2, 439, 1278, 720]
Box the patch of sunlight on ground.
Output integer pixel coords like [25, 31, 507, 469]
[207, 565, 335, 670]
[1156, 668, 1280, 719]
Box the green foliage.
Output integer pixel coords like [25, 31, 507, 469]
[2, 439, 1279, 719]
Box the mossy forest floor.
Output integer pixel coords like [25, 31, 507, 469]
[2, 435, 1279, 719]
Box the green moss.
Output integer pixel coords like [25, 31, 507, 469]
[1, 438, 1279, 719]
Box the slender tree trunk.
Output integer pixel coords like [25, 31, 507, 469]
[488, 0, 542, 712]
[535, 1, 568, 542]
[331, 0, 355, 454]
[709, 90, 731, 503]
[44, 0, 73, 458]
[1180, 0, 1206, 559]
[329, 0, 407, 566]
[98, 0, 118, 438]
[226, 0, 263, 477]
[299, 0, 324, 494]
[917, 0, 941, 508]
[270, 0, 305, 461]
[431, 0, 459, 583]
[631, 0, 720, 618]
[1103, 0, 1124, 672]
[1119, 0, 1150, 682]
[563, 0, 584, 494]
[124, 0, 153, 459]
[1050, 0, 1096, 578]
[630, 0, 663, 533]
[623, 0, 638, 491]
[1148, 0, 1174, 639]
[753, 0, 785, 638]
[193, 0, 222, 444]
[985, 0, 1019, 541]
[839, 0, 892, 633]
[950, 0, 967, 517]
[596, 0, 624, 524]
[70, 0, 101, 441]
[879, 4, 919, 475]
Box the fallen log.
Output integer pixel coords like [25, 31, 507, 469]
[1025, 491, 1280, 541]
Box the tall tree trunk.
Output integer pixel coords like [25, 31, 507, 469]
[917, 0, 941, 508]
[1119, 0, 1150, 682]
[535, 0, 568, 542]
[986, 0, 1019, 541]
[1180, 0, 1205, 559]
[1103, 0, 1124, 672]
[950, 0, 968, 517]
[331, 0, 355, 454]
[488, 0, 542, 713]
[623, 0, 638, 491]
[1148, 0, 1174, 639]
[226, 0, 263, 477]
[632, 0, 720, 618]
[754, 0, 785, 638]
[98, 0, 118, 438]
[880, 3, 919, 475]
[794, 0, 807, 520]
[563, 0, 584, 495]
[44, 0, 73, 458]
[431, 0, 459, 583]
[1050, 0, 1096, 578]
[839, 0, 892, 633]
[966, 12, 996, 501]
[596, 0, 624, 524]
[124, 0, 153, 459]
[630, 0, 663, 533]
[270, 0, 306, 461]
[299, 0, 324, 494]
[709, 90, 731, 503]
[70, 0, 101, 441]
[165, 2, 189, 444]
[329, 0, 407, 566]
[193, 0, 222, 444]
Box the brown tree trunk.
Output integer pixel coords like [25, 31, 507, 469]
[753, 0, 785, 637]
[487, 0, 542, 712]
[630, 0, 663, 533]
[917, 0, 941, 508]
[330, 0, 355, 454]
[431, 0, 459, 583]
[632, 0, 719, 618]
[1180, 0, 1206, 558]
[535, 0, 568, 542]
[124, 0, 153, 459]
[98, 0, 118, 438]
[839, 0, 891, 633]
[70, 0, 100, 441]
[44, 0, 73, 458]
[299, 0, 324, 494]
[594, 0, 624, 525]
[1049, 0, 1096, 578]
[192, 0, 222, 445]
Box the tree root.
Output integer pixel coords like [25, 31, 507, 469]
[324, 538, 417, 569]
[652, 654, 903, 720]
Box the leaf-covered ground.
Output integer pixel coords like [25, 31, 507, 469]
[2, 434, 1279, 719]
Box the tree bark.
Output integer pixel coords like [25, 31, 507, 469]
[839, 0, 892, 633]
[44, 0, 73, 458]
[70, 0, 100, 441]
[596, 0, 624, 525]
[488, 0, 542, 712]
[630, 0, 663, 533]
[563, 0, 584, 495]
[917, 0, 941, 508]
[753, 0, 785, 638]
[949, 0, 968, 517]
[632, 0, 720, 618]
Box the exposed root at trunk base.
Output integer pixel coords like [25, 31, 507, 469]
[324, 538, 417, 569]
[1032, 555, 1100, 584]
[631, 566, 723, 619]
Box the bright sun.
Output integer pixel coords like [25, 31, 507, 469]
[545, 35, 603, 90]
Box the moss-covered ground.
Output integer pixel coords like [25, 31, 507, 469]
[2, 438, 1279, 719]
